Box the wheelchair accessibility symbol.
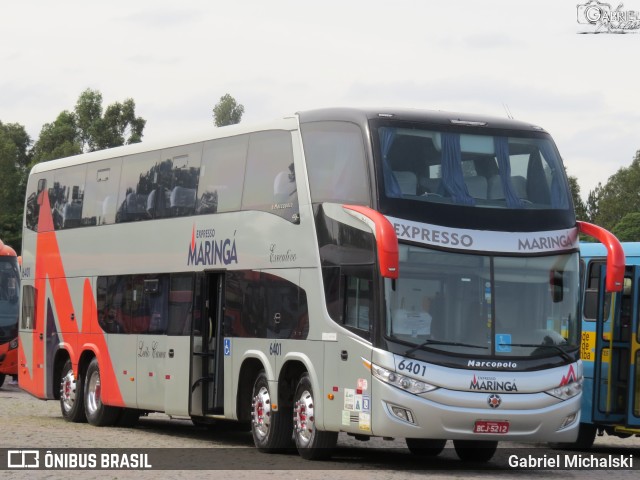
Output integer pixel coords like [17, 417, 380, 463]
[495, 334, 512, 353]
[224, 338, 231, 356]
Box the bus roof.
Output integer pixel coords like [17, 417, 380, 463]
[29, 116, 299, 174]
[580, 241, 640, 262]
[29, 107, 549, 175]
[297, 107, 549, 133]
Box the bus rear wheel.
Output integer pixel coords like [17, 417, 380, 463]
[250, 370, 292, 452]
[406, 438, 447, 456]
[0, 374, 5, 388]
[60, 359, 86, 423]
[84, 358, 119, 426]
[293, 373, 338, 460]
[453, 440, 497, 462]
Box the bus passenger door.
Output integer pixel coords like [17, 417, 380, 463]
[593, 265, 640, 428]
[626, 266, 640, 427]
[190, 272, 225, 416]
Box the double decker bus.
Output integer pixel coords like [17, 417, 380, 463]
[573, 242, 640, 448]
[0, 239, 20, 388]
[19, 108, 624, 461]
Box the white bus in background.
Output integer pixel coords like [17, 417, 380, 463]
[19, 108, 624, 462]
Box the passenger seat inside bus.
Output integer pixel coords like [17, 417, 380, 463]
[487, 175, 527, 201]
[463, 176, 488, 199]
[394, 171, 418, 195]
[124, 193, 148, 220]
[170, 186, 197, 211]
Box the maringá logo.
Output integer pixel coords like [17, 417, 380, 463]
[470, 374, 518, 392]
[188, 225, 238, 266]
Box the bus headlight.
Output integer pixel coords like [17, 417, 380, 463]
[546, 378, 583, 400]
[371, 363, 437, 395]
[9, 339, 18, 350]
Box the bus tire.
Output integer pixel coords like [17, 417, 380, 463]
[84, 358, 119, 427]
[250, 370, 292, 452]
[293, 373, 338, 460]
[453, 440, 497, 462]
[0, 374, 5, 388]
[550, 423, 597, 450]
[60, 359, 86, 423]
[116, 408, 141, 427]
[406, 438, 447, 456]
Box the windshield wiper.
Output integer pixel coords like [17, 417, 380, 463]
[499, 343, 573, 362]
[405, 339, 488, 356]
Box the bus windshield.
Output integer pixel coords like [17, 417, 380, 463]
[385, 245, 580, 358]
[0, 257, 19, 342]
[377, 125, 570, 210]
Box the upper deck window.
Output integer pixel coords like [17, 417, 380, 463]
[377, 126, 570, 211]
[300, 121, 370, 205]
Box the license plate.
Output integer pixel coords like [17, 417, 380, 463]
[473, 420, 509, 434]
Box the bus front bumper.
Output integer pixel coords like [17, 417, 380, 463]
[370, 378, 581, 443]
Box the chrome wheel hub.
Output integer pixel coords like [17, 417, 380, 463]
[86, 370, 102, 416]
[294, 389, 315, 447]
[60, 369, 77, 413]
[251, 386, 271, 440]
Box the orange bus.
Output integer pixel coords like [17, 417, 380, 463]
[0, 240, 20, 387]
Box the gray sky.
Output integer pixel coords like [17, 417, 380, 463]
[2, 0, 639, 200]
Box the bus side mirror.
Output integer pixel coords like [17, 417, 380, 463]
[550, 270, 564, 303]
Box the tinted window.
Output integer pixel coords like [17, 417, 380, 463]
[584, 260, 606, 321]
[301, 121, 370, 205]
[378, 126, 570, 210]
[116, 151, 161, 222]
[82, 159, 122, 226]
[197, 135, 248, 214]
[160, 144, 202, 218]
[97, 274, 170, 334]
[224, 270, 308, 339]
[25, 175, 49, 231]
[242, 131, 299, 223]
[98, 276, 131, 334]
[167, 273, 195, 335]
[21, 285, 36, 330]
[50, 166, 86, 230]
[225, 270, 263, 338]
[345, 274, 373, 332]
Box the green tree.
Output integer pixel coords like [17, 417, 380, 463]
[567, 174, 587, 221]
[585, 182, 602, 224]
[0, 122, 31, 251]
[31, 88, 146, 164]
[592, 150, 640, 231]
[212, 94, 244, 127]
[30, 111, 81, 165]
[611, 212, 640, 241]
[74, 88, 146, 152]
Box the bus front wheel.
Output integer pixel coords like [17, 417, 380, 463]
[60, 359, 86, 423]
[293, 373, 338, 460]
[406, 438, 447, 456]
[250, 370, 292, 452]
[453, 440, 497, 462]
[84, 358, 119, 426]
[550, 423, 597, 450]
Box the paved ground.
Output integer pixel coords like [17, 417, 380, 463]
[1, 381, 639, 479]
